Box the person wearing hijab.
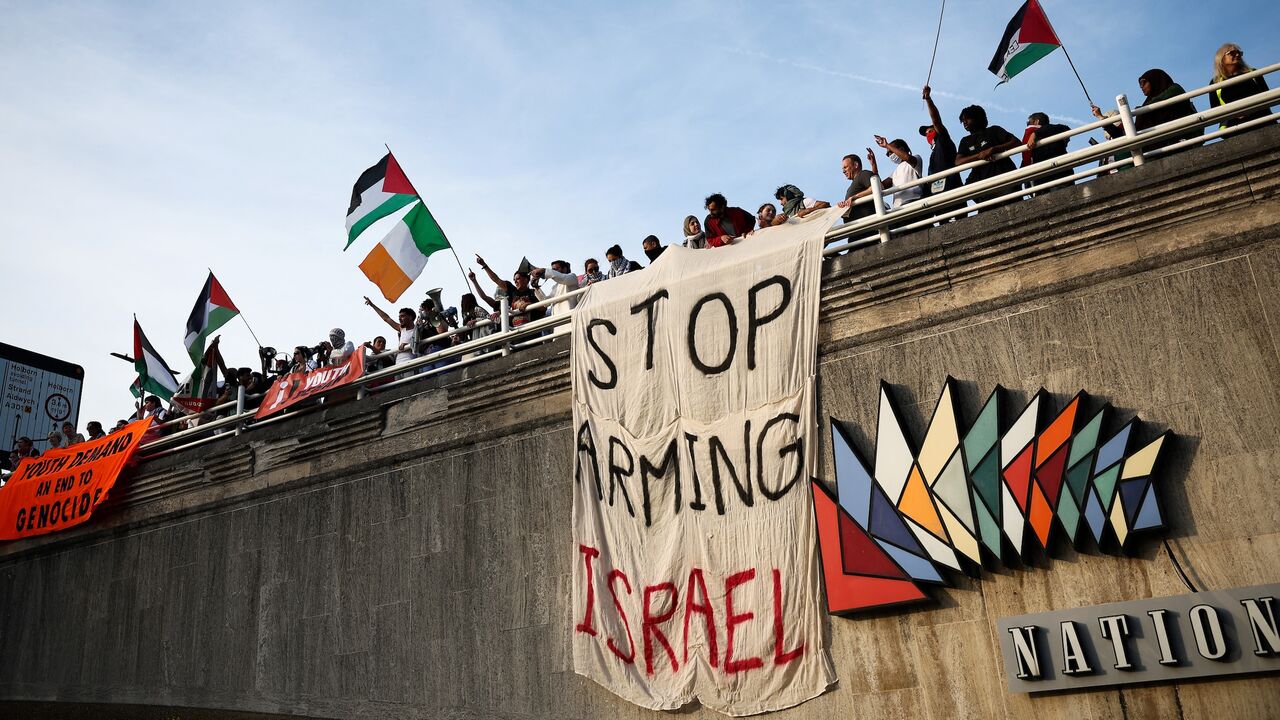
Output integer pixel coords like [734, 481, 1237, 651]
[1209, 43, 1273, 129]
[683, 216, 707, 249]
[1093, 69, 1198, 152]
[605, 244, 642, 277]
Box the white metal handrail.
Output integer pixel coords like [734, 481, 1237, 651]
[134, 66, 1279, 457]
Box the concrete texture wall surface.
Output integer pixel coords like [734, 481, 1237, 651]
[1, 126, 1279, 719]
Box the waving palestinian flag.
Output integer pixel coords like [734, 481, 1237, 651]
[346, 152, 420, 249]
[184, 272, 239, 364]
[989, 0, 1062, 84]
[133, 318, 179, 401]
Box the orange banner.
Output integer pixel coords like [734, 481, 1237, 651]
[254, 350, 365, 419]
[0, 417, 152, 541]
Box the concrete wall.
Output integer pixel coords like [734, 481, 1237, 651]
[2, 126, 1279, 719]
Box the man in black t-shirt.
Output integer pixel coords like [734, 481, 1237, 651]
[835, 154, 877, 223]
[1024, 112, 1073, 192]
[955, 104, 1021, 211]
[920, 86, 963, 198]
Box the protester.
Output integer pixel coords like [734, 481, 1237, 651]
[324, 328, 356, 366]
[362, 336, 394, 373]
[60, 421, 86, 446]
[289, 346, 318, 373]
[1208, 43, 1273, 128]
[133, 396, 168, 423]
[1024, 112, 1073, 191]
[14, 436, 40, 460]
[703, 194, 755, 246]
[955, 104, 1021, 209]
[580, 258, 606, 286]
[605, 245, 642, 277]
[112, 420, 128, 433]
[531, 260, 581, 316]
[364, 296, 418, 365]
[920, 86, 964, 200]
[835, 154, 877, 222]
[872, 136, 924, 207]
[683, 216, 708, 249]
[1094, 69, 1199, 154]
[86, 421, 105, 441]
[757, 203, 782, 228]
[775, 185, 830, 219]
[475, 254, 547, 322]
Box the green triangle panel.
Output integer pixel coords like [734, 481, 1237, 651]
[972, 447, 1003, 513]
[1066, 455, 1092, 503]
[1093, 465, 1122, 508]
[1056, 488, 1082, 542]
[1068, 409, 1106, 468]
[963, 392, 1001, 473]
[974, 498, 1003, 557]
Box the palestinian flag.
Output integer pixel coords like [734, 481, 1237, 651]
[358, 200, 450, 302]
[173, 343, 223, 413]
[346, 152, 420, 250]
[989, 0, 1062, 84]
[133, 318, 180, 401]
[184, 272, 239, 364]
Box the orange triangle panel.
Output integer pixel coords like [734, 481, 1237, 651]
[899, 465, 947, 539]
[1028, 483, 1054, 549]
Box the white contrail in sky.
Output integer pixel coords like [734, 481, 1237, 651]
[723, 47, 1087, 125]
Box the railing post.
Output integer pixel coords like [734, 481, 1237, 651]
[870, 176, 892, 244]
[1116, 94, 1146, 167]
[499, 296, 511, 357]
[234, 385, 246, 436]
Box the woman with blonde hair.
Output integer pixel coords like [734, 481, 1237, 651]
[1209, 43, 1273, 129]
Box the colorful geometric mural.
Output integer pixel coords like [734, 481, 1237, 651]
[815, 379, 1171, 615]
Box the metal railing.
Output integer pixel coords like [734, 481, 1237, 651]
[130, 64, 1279, 459]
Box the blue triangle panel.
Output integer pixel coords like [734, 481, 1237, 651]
[1094, 423, 1132, 474]
[1133, 484, 1164, 530]
[869, 483, 926, 556]
[1084, 488, 1106, 543]
[879, 541, 944, 583]
[1119, 479, 1147, 525]
[832, 425, 873, 526]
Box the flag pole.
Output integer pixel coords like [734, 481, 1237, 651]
[1039, 8, 1094, 106]
[207, 267, 264, 348]
[384, 144, 476, 294]
[924, 0, 946, 88]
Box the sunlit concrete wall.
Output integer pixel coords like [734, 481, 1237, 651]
[1, 125, 1278, 720]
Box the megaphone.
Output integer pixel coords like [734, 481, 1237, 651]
[426, 288, 445, 313]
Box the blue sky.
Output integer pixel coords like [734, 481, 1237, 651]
[2, 0, 1277, 435]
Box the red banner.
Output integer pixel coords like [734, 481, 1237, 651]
[254, 350, 365, 419]
[0, 417, 152, 541]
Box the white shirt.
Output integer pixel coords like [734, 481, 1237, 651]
[396, 327, 416, 364]
[889, 155, 924, 207]
[328, 341, 356, 366]
[539, 268, 581, 316]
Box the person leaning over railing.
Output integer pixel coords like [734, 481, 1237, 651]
[1093, 69, 1199, 153]
[1210, 43, 1274, 129]
[954, 104, 1022, 211]
[682, 216, 708, 249]
[776, 185, 830, 220]
[1023, 112, 1073, 193]
[835, 154, 877, 222]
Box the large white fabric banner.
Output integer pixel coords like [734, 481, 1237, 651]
[570, 209, 841, 716]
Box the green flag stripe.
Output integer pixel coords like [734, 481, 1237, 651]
[346, 193, 418, 248]
[404, 202, 451, 257]
[1002, 43, 1059, 80]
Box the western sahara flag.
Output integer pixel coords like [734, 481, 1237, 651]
[184, 272, 239, 364]
[989, 0, 1062, 84]
[133, 318, 180, 401]
[358, 200, 450, 302]
[346, 152, 420, 250]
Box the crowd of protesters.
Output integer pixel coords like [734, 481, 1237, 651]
[7, 43, 1265, 460]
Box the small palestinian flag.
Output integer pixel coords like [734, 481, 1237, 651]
[346, 152, 420, 250]
[989, 0, 1062, 84]
[184, 272, 239, 364]
[133, 318, 180, 401]
[358, 200, 450, 302]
